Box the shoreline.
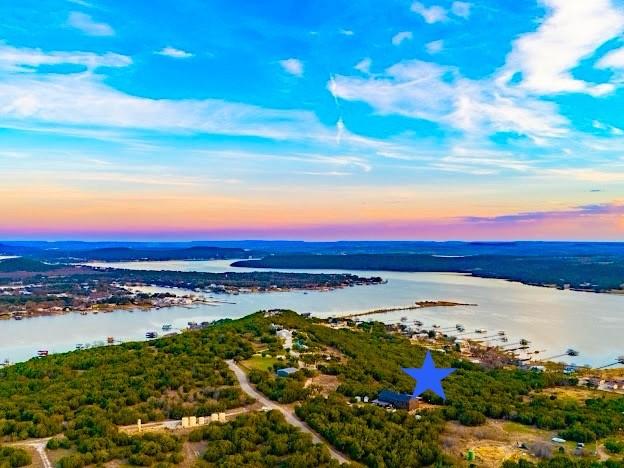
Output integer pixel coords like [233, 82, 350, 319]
[229, 260, 624, 296]
[0, 279, 383, 321]
[2, 309, 621, 377]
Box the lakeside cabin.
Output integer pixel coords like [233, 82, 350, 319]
[373, 390, 421, 410]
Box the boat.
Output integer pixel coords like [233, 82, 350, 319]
[475, 328, 487, 334]
[413, 320, 423, 326]
[75, 344, 84, 350]
[400, 316, 408, 322]
[145, 331, 158, 339]
[162, 324, 173, 331]
[80, 311, 88, 316]
[37, 350, 49, 357]
[13, 315, 23, 320]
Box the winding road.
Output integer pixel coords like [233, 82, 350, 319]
[226, 360, 350, 465]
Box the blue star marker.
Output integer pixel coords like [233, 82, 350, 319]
[402, 351, 456, 400]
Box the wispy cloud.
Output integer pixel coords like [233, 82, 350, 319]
[463, 202, 624, 224]
[354, 58, 372, 73]
[392, 31, 413, 46]
[67, 12, 114, 36]
[156, 46, 193, 59]
[425, 39, 444, 54]
[279, 58, 304, 77]
[0, 44, 131, 72]
[0, 73, 327, 140]
[67, 0, 94, 7]
[0, 44, 340, 143]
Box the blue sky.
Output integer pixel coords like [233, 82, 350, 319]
[1, 0, 624, 239]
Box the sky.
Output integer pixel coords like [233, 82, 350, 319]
[1, 0, 624, 240]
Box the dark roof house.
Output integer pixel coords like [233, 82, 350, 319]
[276, 367, 298, 377]
[374, 390, 421, 410]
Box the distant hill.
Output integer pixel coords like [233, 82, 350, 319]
[32, 246, 256, 262]
[0, 243, 37, 255]
[0, 257, 57, 272]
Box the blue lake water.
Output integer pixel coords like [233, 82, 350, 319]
[0, 259, 622, 367]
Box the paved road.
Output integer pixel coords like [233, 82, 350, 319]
[226, 360, 349, 465]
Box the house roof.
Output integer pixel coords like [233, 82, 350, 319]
[378, 389, 417, 403]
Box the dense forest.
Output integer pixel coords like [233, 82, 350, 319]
[0, 446, 30, 468]
[234, 253, 624, 291]
[190, 411, 341, 467]
[0, 325, 255, 441]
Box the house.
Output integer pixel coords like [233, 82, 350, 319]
[276, 367, 298, 377]
[604, 380, 621, 391]
[276, 329, 292, 340]
[373, 390, 421, 410]
[588, 377, 605, 388]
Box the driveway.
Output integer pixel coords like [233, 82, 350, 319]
[226, 360, 350, 465]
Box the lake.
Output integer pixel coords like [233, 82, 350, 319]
[0, 259, 622, 367]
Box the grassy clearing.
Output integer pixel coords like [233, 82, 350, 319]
[241, 355, 279, 372]
[503, 422, 543, 435]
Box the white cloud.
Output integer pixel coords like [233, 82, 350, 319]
[339, 29, 354, 36]
[156, 46, 193, 59]
[279, 58, 304, 77]
[392, 31, 413, 46]
[498, 0, 624, 96]
[451, 2, 471, 19]
[331, 61, 454, 122]
[434, 146, 531, 174]
[0, 44, 131, 72]
[330, 59, 568, 140]
[448, 81, 568, 139]
[597, 46, 624, 68]
[354, 58, 372, 73]
[425, 40, 444, 54]
[410, 2, 447, 24]
[67, 12, 114, 36]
